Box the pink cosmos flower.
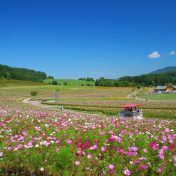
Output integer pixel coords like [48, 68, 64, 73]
[126, 151, 137, 157]
[165, 128, 170, 133]
[7, 147, 12, 151]
[18, 135, 25, 141]
[101, 146, 107, 152]
[149, 141, 159, 150]
[90, 145, 97, 150]
[128, 146, 138, 152]
[108, 164, 114, 170]
[75, 149, 82, 157]
[139, 164, 147, 171]
[157, 167, 163, 173]
[109, 169, 114, 175]
[121, 130, 126, 135]
[143, 148, 148, 153]
[40, 141, 50, 147]
[117, 147, 124, 154]
[66, 139, 73, 144]
[87, 154, 92, 159]
[55, 140, 60, 144]
[174, 155, 176, 167]
[124, 168, 131, 176]
[99, 131, 106, 135]
[35, 126, 40, 131]
[75, 160, 80, 166]
[134, 160, 140, 164]
[16, 144, 23, 149]
[162, 146, 168, 151]
[158, 152, 164, 160]
[135, 130, 140, 134]
[108, 135, 121, 142]
[139, 156, 146, 161]
[0, 152, 3, 157]
[84, 141, 91, 148]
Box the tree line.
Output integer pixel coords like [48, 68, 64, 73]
[95, 71, 176, 87]
[95, 77, 133, 87]
[0, 64, 47, 82]
[78, 78, 94, 81]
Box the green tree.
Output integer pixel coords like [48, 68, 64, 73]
[52, 80, 58, 85]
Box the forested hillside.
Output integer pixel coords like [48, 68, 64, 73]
[150, 66, 176, 74]
[0, 64, 47, 82]
[119, 71, 176, 86]
[96, 67, 176, 87]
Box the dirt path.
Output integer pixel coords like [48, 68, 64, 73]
[23, 98, 63, 109]
[127, 89, 146, 100]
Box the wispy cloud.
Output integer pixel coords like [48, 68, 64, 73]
[169, 51, 176, 56]
[148, 51, 160, 59]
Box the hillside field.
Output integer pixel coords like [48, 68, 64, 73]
[0, 79, 44, 87]
[43, 79, 95, 86]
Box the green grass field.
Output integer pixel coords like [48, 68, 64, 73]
[144, 93, 176, 100]
[43, 79, 95, 86]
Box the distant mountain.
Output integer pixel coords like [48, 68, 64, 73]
[150, 66, 176, 74]
[0, 64, 48, 82]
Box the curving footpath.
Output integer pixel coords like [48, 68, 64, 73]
[23, 98, 63, 109]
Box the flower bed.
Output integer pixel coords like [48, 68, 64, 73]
[0, 108, 175, 175]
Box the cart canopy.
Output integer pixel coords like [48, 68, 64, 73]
[122, 104, 144, 108]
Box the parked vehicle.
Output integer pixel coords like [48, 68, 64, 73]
[119, 104, 144, 119]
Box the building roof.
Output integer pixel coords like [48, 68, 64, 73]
[154, 85, 176, 90]
[155, 86, 167, 90]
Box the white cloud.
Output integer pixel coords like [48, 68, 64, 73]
[169, 51, 176, 56]
[148, 51, 160, 59]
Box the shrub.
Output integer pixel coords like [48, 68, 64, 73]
[52, 80, 58, 85]
[63, 82, 68, 86]
[30, 91, 37, 97]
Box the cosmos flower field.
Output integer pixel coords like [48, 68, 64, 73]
[0, 106, 175, 176]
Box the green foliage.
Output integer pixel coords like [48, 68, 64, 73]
[79, 77, 94, 81]
[50, 146, 75, 172]
[52, 80, 58, 85]
[0, 64, 47, 82]
[30, 91, 38, 97]
[48, 76, 54, 79]
[63, 81, 68, 86]
[95, 77, 132, 87]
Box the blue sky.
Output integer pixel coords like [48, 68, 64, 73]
[0, 0, 176, 79]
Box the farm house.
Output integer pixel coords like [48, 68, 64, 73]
[154, 84, 176, 93]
